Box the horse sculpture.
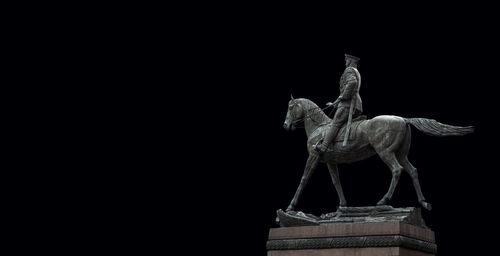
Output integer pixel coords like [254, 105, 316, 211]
[282, 96, 474, 212]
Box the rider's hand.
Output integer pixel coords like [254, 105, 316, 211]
[326, 102, 334, 107]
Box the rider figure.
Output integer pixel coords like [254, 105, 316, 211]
[314, 54, 363, 153]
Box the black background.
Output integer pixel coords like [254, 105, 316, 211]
[14, 3, 500, 256]
[49, 5, 499, 255]
[168, 9, 498, 256]
[161, 9, 497, 255]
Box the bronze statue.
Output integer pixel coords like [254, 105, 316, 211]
[282, 89, 473, 212]
[315, 54, 362, 152]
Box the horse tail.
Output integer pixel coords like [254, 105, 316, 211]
[404, 118, 474, 137]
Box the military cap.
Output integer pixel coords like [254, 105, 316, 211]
[345, 54, 360, 62]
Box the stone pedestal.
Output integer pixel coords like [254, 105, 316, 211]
[266, 221, 436, 256]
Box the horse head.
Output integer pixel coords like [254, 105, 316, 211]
[283, 95, 303, 131]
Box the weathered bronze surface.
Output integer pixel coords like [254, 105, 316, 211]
[280, 54, 474, 216]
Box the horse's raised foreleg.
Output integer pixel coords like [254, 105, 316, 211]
[286, 153, 320, 212]
[377, 152, 403, 206]
[327, 162, 346, 207]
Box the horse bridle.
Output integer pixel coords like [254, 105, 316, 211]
[289, 100, 332, 128]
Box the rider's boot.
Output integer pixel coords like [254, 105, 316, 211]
[314, 125, 340, 153]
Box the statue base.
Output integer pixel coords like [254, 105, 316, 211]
[268, 207, 436, 255]
[276, 206, 427, 228]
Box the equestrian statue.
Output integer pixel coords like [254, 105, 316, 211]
[282, 54, 474, 213]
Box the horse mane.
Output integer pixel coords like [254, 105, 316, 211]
[296, 98, 330, 124]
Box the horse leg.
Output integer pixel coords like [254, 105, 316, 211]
[327, 162, 346, 207]
[287, 153, 320, 211]
[376, 152, 403, 206]
[399, 156, 432, 210]
[396, 125, 432, 210]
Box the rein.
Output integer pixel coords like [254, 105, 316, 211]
[292, 104, 333, 128]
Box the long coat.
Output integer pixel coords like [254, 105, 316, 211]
[338, 66, 362, 113]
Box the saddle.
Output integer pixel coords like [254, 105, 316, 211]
[331, 115, 367, 142]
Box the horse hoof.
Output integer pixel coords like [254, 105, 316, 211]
[421, 201, 432, 211]
[377, 198, 388, 206]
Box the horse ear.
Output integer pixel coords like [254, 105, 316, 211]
[291, 94, 294, 100]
